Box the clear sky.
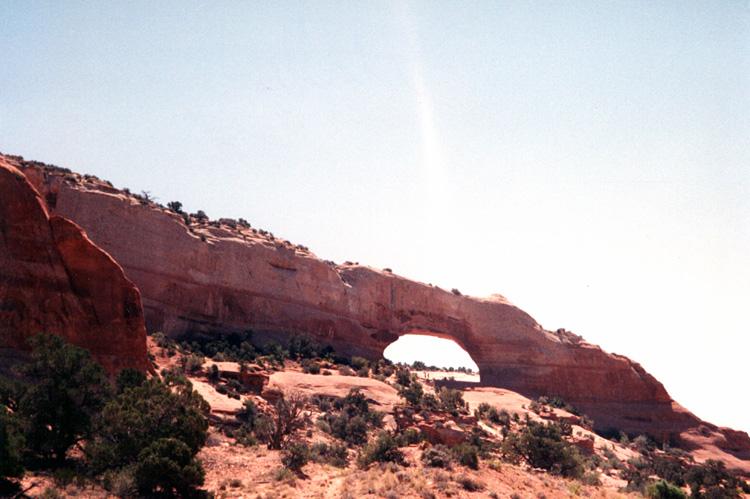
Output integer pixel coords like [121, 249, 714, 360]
[2, 2, 748, 433]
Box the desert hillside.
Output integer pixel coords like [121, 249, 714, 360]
[12, 335, 750, 498]
[1, 153, 749, 499]
[1, 154, 703, 438]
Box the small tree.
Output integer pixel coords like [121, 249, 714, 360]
[0, 407, 24, 493]
[167, 201, 183, 213]
[281, 443, 311, 472]
[358, 432, 404, 467]
[135, 438, 206, 498]
[437, 387, 466, 414]
[91, 375, 209, 470]
[115, 367, 147, 393]
[15, 334, 110, 462]
[288, 334, 318, 360]
[265, 392, 311, 450]
[398, 380, 423, 407]
[502, 422, 584, 478]
[395, 369, 411, 387]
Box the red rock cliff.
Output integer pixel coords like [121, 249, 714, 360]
[9, 155, 747, 464]
[0, 157, 150, 374]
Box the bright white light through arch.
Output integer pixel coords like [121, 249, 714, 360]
[383, 334, 479, 372]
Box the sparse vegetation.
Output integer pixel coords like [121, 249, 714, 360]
[0, 334, 212, 498]
[501, 421, 585, 478]
[357, 432, 404, 467]
[10, 334, 111, 462]
[263, 391, 312, 450]
[134, 437, 207, 498]
[0, 326, 745, 499]
[421, 444, 453, 468]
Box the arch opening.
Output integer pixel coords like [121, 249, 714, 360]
[383, 334, 480, 382]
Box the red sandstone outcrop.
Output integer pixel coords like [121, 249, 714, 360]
[6, 154, 749, 469]
[0, 157, 150, 374]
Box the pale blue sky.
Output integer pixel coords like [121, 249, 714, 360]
[2, 2, 748, 433]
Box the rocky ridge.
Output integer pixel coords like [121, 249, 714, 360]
[3, 153, 749, 468]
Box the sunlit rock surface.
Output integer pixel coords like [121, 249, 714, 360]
[7, 154, 749, 468]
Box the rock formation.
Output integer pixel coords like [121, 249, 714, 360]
[5, 154, 749, 467]
[0, 157, 151, 374]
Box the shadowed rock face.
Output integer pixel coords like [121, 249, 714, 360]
[0, 157, 151, 374]
[7, 156, 741, 453]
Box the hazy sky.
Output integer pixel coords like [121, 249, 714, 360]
[2, 2, 748, 433]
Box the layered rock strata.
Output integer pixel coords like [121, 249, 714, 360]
[6, 155, 749, 466]
[0, 157, 150, 373]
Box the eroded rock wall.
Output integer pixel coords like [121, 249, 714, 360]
[8, 156, 691, 438]
[0, 157, 150, 373]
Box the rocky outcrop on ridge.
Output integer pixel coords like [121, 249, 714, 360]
[5, 154, 749, 467]
[0, 157, 150, 374]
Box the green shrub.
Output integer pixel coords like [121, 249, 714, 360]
[52, 467, 76, 487]
[501, 422, 584, 478]
[311, 441, 349, 467]
[135, 438, 206, 498]
[399, 428, 423, 446]
[437, 387, 467, 414]
[0, 407, 24, 487]
[451, 442, 479, 469]
[422, 444, 453, 468]
[281, 443, 310, 471]
[398, 381, 423, 406]
[351, 357, 369, 371]
[580, 471, 602, 486]
[37, 487, 65, 499]
[307, 362, 321, 374]
[102, 467, 136, 497]
[237, 398, 259, 426]
[167, 201, 183, 213]
[288, 334, 319, 360]
[395, 369, 411, 387]
[358, 432, 404, 467]
[456, 474, 484, 491]
[330, 414, 369, 446]
[474, 402, 509, 425]
[91, 375, 209, 471]
[646, 480, 687, 499]
[685, 459, 748, 499]
[14, 334, 111, 462]
[184, 354, 205, 374]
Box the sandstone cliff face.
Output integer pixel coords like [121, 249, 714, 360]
[9, 156, 748, 454]
[7, 156, 694, 439]
[0, 157, 150, 373]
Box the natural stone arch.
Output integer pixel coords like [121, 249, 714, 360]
[382, 332, 480, 374]
[31, 170, 696, 439]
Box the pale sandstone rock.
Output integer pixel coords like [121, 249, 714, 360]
[6, 155, 749, 469]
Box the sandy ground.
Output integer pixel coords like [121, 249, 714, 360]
[13, 345, 748, 498]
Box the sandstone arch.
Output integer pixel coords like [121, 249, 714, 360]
[383, 333, 480, 373]
[18, 159, 702, 439]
